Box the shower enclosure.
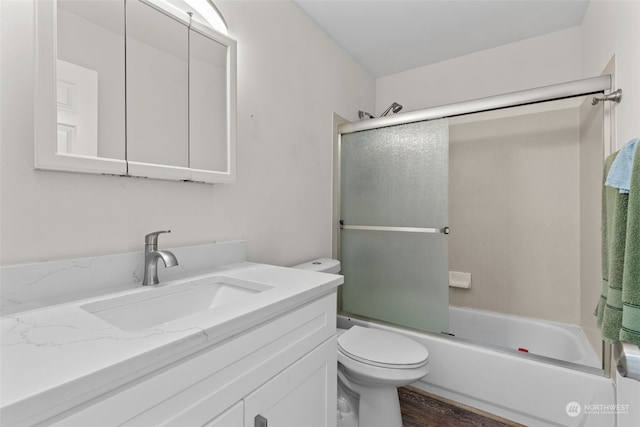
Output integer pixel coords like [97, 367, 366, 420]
[335, 76, 612, 373]
[340, 119, 449, 333]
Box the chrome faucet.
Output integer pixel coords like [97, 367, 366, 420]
[142, 230, 179, 286]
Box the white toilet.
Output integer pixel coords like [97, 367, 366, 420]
[293, 259, 430, 427]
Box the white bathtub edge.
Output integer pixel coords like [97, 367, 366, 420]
[338, 314, 616, 427]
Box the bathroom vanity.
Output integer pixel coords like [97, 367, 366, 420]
[0, 242, 342, 426]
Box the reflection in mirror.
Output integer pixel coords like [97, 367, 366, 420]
[126, 0, 189, 168]
[189, 28, 228, 172]
[56, 0, 125, 159]
[169, 0, 228, 35]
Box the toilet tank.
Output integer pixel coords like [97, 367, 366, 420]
[291, 258, 341, 274]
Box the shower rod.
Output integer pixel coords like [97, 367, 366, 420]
[339, 75, 615, 135]
[592, 88, 622, 105]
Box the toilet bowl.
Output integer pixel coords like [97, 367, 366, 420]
[336, 326, 429, 427]
[292, 259, 430, 427]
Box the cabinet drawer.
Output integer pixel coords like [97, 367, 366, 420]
[51, 293, 336, 426]
[204, 401, 243, 427]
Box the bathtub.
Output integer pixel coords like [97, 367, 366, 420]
[448, 306, 602, 368]
[337, 311, 615, 427]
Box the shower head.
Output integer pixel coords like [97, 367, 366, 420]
[380, 102, 403, 117]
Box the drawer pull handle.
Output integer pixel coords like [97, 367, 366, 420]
[255, 414, 268, 427]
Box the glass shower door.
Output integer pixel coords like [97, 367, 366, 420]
[339, 119, 449, 333]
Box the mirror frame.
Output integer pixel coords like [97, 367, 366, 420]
[34, 0, 237, 184]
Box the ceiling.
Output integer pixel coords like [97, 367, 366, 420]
[293, 0, 590, 77]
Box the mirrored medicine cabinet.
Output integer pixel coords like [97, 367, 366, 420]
[35, 0, 237, 184]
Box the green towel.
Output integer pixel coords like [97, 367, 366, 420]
[620, 146, 640, 345]
[595, 154, 611, 328]
[596, 146, 640, 346]
[596, 152, 628, 342]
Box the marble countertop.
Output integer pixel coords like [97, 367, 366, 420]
[1, 261, 342, 425]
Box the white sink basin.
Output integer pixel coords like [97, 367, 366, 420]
[81, 276, 271, 331]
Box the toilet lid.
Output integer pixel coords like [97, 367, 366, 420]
[338, 326, 429, 369]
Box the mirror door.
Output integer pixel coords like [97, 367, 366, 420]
[34, 0, 128, 175]
[189, 27, 228, 173]
[125, 0, 190, 180]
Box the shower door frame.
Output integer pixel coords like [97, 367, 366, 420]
[333, 74, 614, 376]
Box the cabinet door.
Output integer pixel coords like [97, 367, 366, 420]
[244, 338, 337, 427]
[204, 401, 243, 427]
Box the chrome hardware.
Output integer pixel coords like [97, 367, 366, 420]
[254, 414, 268, 427]
[340, 221, 449, 235]
[380, 102, 403, 117]
[358, 110, 374, 120]
[592, 89, 622, 105]
[614, 341, 640, 381]
[340, 75, 612, 135]
[142, 230, 178, 286]
[145, 230, 170, 247]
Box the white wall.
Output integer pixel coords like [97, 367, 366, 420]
[376, 25, 585, 321]
[376, 26, 582, 115]
[0, 0, 375, 267]
[581, 1, 640, 422]
[581, 0, 640, 151]
[449, 107, 582, 323]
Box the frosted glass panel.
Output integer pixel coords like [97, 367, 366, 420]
[341, 120, 448, 228]
[341, 230, 449, 333]
[340, 119, 449, 333]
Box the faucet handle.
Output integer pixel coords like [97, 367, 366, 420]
[145, 230, 171, 246]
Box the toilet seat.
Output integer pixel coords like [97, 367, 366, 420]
[338, 326, 429, 369]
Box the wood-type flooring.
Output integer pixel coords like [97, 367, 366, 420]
[399, 386, 526, 427]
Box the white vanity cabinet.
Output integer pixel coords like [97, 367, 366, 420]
[50, 293, 337, 427]
[244, 338, 336, 427]
[204, 402, 244, 426]
[204, 338, 335, 427]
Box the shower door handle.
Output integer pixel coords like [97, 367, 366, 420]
[614, 341, 640, 381]
[340, 221, 449, 235]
